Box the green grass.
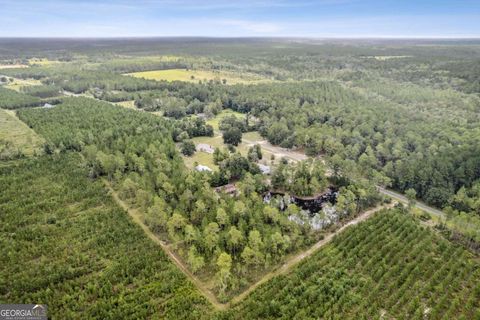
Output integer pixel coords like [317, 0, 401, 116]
[182, 131, 274, 170]
[192, 135, 225, 148]
[242, 131, 264, 141]
[114, 100, 136, 109]
[4, 78, 42, 92]
[0, 109, 44, 156]
[28, 58, 61, 66]
[182, 150, 218, 171]
[126, 69, 269, 85]
[182, 136, 223, 170]
[206, 109, 245, 132]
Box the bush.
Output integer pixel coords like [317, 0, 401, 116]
[181, 140, 196, 156]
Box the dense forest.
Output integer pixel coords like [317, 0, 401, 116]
[0, 86, 42, 109]
[0, 154, 211, 319]
[2, 38, 480, 317]
[17, 97, 378, 300]
[5, 54, 479, 212]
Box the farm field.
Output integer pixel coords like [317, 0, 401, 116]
[126, 68, 269, 85]
[224, 209, 480, 319]
[0, 108, 44, 157]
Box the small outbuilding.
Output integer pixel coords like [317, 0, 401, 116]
[195, 164, 213, 172]
[196, 143, 215, 154]
[214, 183, 238, 196]
[258, 164, 271, 175]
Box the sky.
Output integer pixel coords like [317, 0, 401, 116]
[0, 0, 479, 38]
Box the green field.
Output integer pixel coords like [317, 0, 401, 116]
[0, 109, 44, 156]
[127, 69, 269, 85]
[182, 110, 248, 170]
[28, 58, 62, 66]
[4, 77, 42, 91]
[206, 109, 245, 131]
[182, 132, 273, 171]
[182, 146, 218, 170]
[224, 209, 480, 319]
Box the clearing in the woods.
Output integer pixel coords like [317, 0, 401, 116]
[0, 108, 44, 156]
[126, 68, 268, 85]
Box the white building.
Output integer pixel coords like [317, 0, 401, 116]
[196, 143, 215, 154]
[258, 164, 271, 175]
[195, 165, 212, 172]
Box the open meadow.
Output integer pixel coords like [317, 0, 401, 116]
[127, 68, 270, 85]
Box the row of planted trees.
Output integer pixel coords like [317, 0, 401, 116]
[225, 210, 480, 319]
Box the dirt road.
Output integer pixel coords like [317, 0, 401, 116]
[103, 180, 227, 310]
[229, 203, 393, 305]
[105, 179, 390, 309]
[242, 137, 308, 162]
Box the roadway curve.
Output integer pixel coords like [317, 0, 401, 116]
[377, 187, 445, 218]
[242, 135, 447, 219]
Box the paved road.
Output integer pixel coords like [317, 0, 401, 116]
[377, 187, 445, 218]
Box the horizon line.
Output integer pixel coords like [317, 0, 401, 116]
[1, 36, 480, 40]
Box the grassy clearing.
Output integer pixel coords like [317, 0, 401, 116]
[127, 69, 268, 85]
[181, 110, 275, 170]
[28, 58, 61, 66]
[114, 100, 136, 109]
[0, 64, 28, 69]
[242, 131, 264, 142]
[183, 149, 218, 170]
[0, 109, 44, 156]
[182, 131, 274, 170]
[4, 77, 43, 91]
[182, 135, 223, 170]
[206, 109, 245, 131]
